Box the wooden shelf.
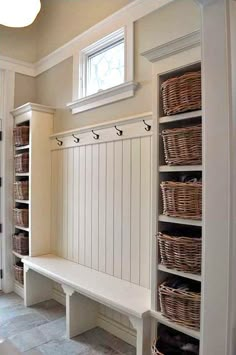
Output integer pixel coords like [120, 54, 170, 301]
[12, 250, 28, 259]
[15, 173, 29, 177]
[159, 165, 202, 172]
[158, 264, 202, 282]
[159, 110, 202, 124]
[159, 215, 202, 227]
[150, 311, 200, 340]
[15, 225, 29, 232]
[15, 145, 30, 151]
[15, 200, 30, 204]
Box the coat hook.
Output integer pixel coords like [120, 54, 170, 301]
[92, 130, 99, 140]
[143, 120, 151, 132]
[56, 137, 63, 146]
[115, 126, 123, 136]
[72, 134, 80, 143]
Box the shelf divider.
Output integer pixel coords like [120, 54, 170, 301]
[150, 310, 200, 340]
[159, 110, 202, 124]
[158, 264, 201, 282]
[158, 215, 202, 227]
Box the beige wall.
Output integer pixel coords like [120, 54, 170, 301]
[35, 0, 200, 133]
[14, 74, 37, 108]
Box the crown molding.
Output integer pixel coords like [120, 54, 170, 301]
[11, 102, 56, 117]
[141, 30, 201, 63]
[0, 0, 174, 77]
[0, 55, 35, 76]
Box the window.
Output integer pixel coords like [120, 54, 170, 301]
[86, 38, 124, 96]
[68, 26, 137, 114]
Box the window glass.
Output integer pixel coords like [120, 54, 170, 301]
[86, 39, 124, 96]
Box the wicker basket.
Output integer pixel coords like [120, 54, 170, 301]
[12, 233, 29, 255]
[159, 281, 201, 330]
[15, 153, 29, 173]
[158, 232, 201, 274]
[152, 340, 164, 355]
[13, 208, 29, 227]
[13, 126, 29, 147]
[14, 181, 29, 200]
[161, 71, 201, 116]
[161, 181, 202, 220]
[161, 125, 202, 166]
[14, 262, 24, 284]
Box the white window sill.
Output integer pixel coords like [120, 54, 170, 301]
[67, 81, 138, 114]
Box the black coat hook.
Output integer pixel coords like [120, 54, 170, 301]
[92, 130, 99, 140]
[56, 137, 63, 146]
[143, 120, 151, 132]
[72, 134, 80, 143]
[115, 126, 123, 136]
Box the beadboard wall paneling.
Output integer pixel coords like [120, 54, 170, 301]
[51, 135, 152, 289]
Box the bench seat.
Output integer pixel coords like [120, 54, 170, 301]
[22, 254, 151, 355]
[23, 254, 150, 317]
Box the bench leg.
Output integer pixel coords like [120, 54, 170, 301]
[24, 266, 53, 307]
[62, 285, 98, 339]
[129, 315, 151, 355]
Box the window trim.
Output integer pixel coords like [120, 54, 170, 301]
[68, 24, 137, 115]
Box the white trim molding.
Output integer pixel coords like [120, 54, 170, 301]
[0, 55, 35, 77]
[11, 102, 56, 117]
[0, 0, 174, 78]
[67, 81, 138, 114]
[0, 70, 15, 294]
[141, 30, 201, 63]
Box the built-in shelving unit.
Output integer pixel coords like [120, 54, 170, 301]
[150, 59, 203, 351]
[11, 103, 55, 294]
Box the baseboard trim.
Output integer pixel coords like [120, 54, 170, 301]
[52, 288, 136, 347]
[53, 287, 66, 306]
[14, 282, 24, 299]
[97, 313, 136, 347]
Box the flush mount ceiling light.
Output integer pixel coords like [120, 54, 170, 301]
[0, 0, 41, 28]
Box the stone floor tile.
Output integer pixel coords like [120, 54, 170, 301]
[0, 292, 23, 309]
[31, 300, 65, 321]
[0, 304, 36, 325]
[0, 312, 48, 338]
[9, 318, 66, 352]
[24, 349, 42, 354]
[0, 293, 136, 355]
[36, 338, 89, 355]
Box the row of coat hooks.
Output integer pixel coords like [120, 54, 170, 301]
[55, 120, 151, 146]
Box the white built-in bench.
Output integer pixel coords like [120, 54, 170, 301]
[22, 254, 151, 355]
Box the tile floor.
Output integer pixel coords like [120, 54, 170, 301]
[0, 293, 136, 354]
